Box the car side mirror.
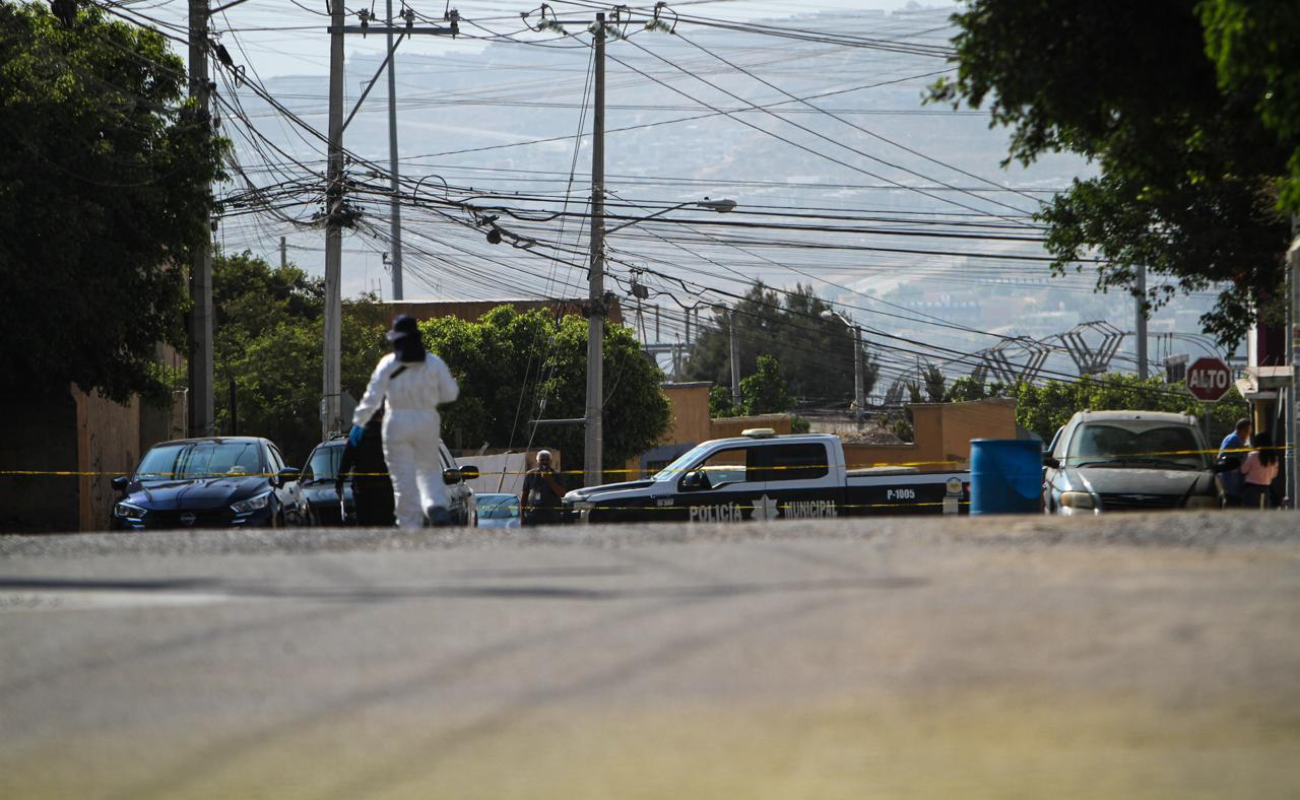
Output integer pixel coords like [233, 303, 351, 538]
[1043, 457, 1060, 470]
[1214, 457, 1240, 473]
[459, 465, 480, 482]
[680, 471, 704, 491]
[276, 467, 300, 486]
[111, 475, 129, 493]
[443, 468, 462, 484]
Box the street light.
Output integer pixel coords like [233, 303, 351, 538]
[604, 197, 737, 235]
[822, 309, 865, 427]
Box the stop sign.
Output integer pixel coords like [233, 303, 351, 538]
[1185, 357, 1232, 402]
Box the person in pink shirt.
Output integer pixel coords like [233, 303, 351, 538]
[1239, 431, 1279, 509]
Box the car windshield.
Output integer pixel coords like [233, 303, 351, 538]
[478, 496, 520, 519]
[1067, 422, 1207, 469]
[652, 443, 713, 481]
[307, 446, 342, 482]
[136, 441, 265, 480]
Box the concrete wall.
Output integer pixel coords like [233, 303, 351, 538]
[710, 414, 794, 440]
[843, 399, 1017, 472]
[661, 383, 712, 445]
[0, 391, 79, 533]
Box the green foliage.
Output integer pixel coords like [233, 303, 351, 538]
[944, 376, 989, 403]
[1006, 374, 1249, 444]
[1200, 0, 1300, 214]
[882, 378, 922, 443]
[421, 308, 671, 475]
[930, 1, 1294, 348]
[790, 415, 811, 434]
[944, 376, 1009, 403]
[685, 282, 879, 408]
[738, 354, 793, 415]
[921, 364, 946, 402]
[709, 385, 737, 418]
[417, 306, 554, 450]
[0, 2, 225, 402]
[213, 252, 386, 463]
[886, 416, 914, 444]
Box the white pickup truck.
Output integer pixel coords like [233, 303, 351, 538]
[563, 430, 970, 524]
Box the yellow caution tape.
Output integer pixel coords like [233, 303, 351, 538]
[0, 445, 1288, 479]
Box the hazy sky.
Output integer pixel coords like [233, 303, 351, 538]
[148, 0, 962, 78]
[124, 0, 1209, 382]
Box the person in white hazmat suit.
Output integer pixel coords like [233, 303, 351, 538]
[350, 314, 459, 529]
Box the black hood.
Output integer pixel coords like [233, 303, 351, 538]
[126, 476, 271, 511]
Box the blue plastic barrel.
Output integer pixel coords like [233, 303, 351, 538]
[970, 439, 1043, 515]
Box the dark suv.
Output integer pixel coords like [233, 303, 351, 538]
[300, 437, 354, 526]
[299, 437, 479, 526]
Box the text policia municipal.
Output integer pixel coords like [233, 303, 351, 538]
[688, 495, 838, 523]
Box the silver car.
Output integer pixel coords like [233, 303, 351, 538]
[1042, 410, 1235, 514]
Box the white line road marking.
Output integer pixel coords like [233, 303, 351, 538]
[0, 590, 238, 612]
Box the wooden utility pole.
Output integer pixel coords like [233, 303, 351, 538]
[322, 0, 345, 439]
[1136, 263, 1148, 380]
[188, 0, 214, 436]
[583, 12, 606, 487]
[385, 0, 404, 301]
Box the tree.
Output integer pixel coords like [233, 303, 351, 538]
[212, 252, 387, 463]
[685, 282, 879, 408]
[739, 355, 793, 415]
[945, 376, 990, 403]
[930, 1, 1295, 348]
[0, 2, 224, 402]
[709, 385, 737, 418]
[921, 363, 946, 403]
[997, 374, 1247, 445]
[421, 308, 671, 475]
[1200, 1, 1300, 214]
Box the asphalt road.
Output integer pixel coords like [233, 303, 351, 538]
[2, 513, 1298, 799]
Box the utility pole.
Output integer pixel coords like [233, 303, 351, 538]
[1288, 221, 1299, 511]
[188, 0, 214, 437]
[728, 309, 741, 410]
[583, 12, 606, 488]
[385, 0, 404, 301]
[322, 0, 345, 440]
[280, 236, 287, 269]
[852, 324, 864, 427]
[1136, 263, 1149, 380]
[319, 12, 456, 440]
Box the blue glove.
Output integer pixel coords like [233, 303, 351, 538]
[347, 424, 364, 448]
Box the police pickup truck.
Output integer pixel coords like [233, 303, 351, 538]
[563, 429, 969, 523]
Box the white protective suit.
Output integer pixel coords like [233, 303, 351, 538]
[352, 352, 460, 530]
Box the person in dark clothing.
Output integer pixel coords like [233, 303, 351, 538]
[337, 410, 396, 527]
[521, 450, 566, 526]
[1217, 417, 1252, 507]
